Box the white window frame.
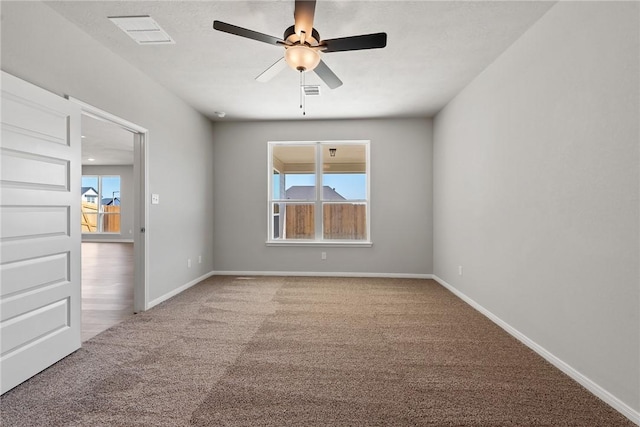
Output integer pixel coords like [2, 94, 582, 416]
[267, 140, 372, 247]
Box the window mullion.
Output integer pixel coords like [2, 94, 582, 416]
[267, 144, 272, 240]
[315, 143, 322, 240]
[98, 176, 103, 233]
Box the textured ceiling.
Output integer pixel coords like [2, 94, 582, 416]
[47, 1, 555, 122]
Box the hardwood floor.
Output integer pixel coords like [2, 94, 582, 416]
[81, 242, 134, 342]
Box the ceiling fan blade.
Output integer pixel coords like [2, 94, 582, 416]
[256, 57, 287, 82]
[213, 20, 284, 46]
[321, 32, 387, 53]
[314, 60, 342, 89]
[294, 0, 316, 40]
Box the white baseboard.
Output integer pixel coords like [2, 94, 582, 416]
[212, 270, 433, 280]
[432, 275, 640, 426]
[81, 238, 134, 243]
[147, 271, 215, 310]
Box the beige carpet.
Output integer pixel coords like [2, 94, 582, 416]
[0, 276, 633, 426]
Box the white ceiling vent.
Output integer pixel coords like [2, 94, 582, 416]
[302, 85, 321, 96]
[109, 15, 175, 45]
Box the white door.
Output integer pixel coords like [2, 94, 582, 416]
[0, 71, 81, 394]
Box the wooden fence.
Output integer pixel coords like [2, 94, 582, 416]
[284, 204, 366, 240]
[285, 205, 314, 239]
[81, 203, 121, 233]
[323, 204, 367, 240]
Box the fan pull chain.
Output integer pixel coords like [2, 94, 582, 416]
[299, 70, 306, 116]
[302, 71, 306, 116]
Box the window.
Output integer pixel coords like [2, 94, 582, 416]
[81, 175, 121, 233]
[268, 141, 370, 245]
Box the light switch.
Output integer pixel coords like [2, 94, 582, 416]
[151, 194, 160, 204]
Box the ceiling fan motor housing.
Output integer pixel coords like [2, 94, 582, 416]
[284, 25, 320, 46]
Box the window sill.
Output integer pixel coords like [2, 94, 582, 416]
[266, 240, 373, 248]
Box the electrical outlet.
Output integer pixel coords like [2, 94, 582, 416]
[458, 265, 463, 276]
[198, 255, 202, 264]
[187, 259, 192, 268]
[321, 252, 327, 260]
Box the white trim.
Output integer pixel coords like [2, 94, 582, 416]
[133, 131, 149, 312]
[266, 241, 372, 247]
[147, 271, 216, 310]
[68, 96, 149, 313]
[432, 275, 640, 426]
[133, 132, 149, 312]
[81, 238, 134, 243]
[213, 271, 432, 279]
[67, 97, 148, 133]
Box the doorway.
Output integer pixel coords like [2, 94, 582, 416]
[81, 242, 133, 340]
[70, 97, 149, 340]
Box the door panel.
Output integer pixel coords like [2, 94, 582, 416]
[1, 146, 70, 190]
[0, 71, 81, 394]
[1, 206, 70, 239]
[1, 253, 69, 297]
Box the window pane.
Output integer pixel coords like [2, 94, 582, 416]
[322, 174, 366, 200]
[323, 203, 367, 240]
[272, 145, 315, 200]
[81, 175, 120, 233]
[322, 144, 366, 200]
[272, 203, 281, 239]
[285, 173, 315, 200]
[284, 204, 315, 239]
[100, 176, 121, 233]
[272, 170, 281, 200]
[101, 176, 121, 206]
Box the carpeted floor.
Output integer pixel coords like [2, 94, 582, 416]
[0, 276, 633, 426]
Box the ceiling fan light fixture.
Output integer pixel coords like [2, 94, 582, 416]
[285, 45, 320, 72]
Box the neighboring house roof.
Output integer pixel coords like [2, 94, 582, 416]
[102, 197, 121, 206]
[285, 186, 346, 200]
[81, 186, 98, 195]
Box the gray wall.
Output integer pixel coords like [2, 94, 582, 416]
[1, 1, 216, 302]
[212, 118, 433, 275]
[433, 1, 639, 413]
[82, 165, 134, 242]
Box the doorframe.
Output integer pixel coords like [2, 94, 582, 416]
[68, 97, 149, 313]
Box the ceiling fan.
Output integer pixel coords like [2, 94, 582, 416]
[213, 0, 387, 89]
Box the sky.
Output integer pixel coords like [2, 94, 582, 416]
[82, 176, 121, 201]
